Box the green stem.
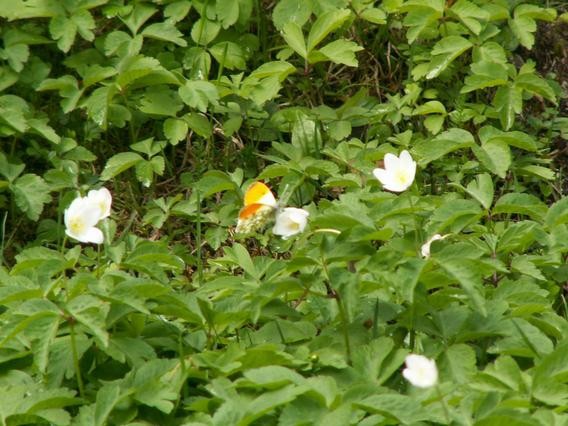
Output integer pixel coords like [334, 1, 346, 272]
[436, 385, 451, 424]
[0, 211, 7, 267]
[321, 256, 352, 365]
[195, 190, 203, 285]
[407, 187, 423, 248]
[409, 302, 416, 351]
[69, 321, 85, 397]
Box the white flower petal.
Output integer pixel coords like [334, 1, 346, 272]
[403, 354, 438, 388]
[372, 151, 417, 193]
[272, 207, 309, 239]
[383, 152, 399, 171]
[420, 234, 446, 258]
[64, 195, 105, 244]
[87, 187, 112, 219]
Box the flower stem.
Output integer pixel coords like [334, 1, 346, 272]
[69, 320, 85, 397]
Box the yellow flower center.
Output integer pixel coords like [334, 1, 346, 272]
[395, 169, 409, 185]
[69, 217, 86, 235]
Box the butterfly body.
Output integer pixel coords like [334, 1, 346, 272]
[236, 182, 278, 234]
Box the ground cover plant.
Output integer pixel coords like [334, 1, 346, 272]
[1, 0, 568, 424]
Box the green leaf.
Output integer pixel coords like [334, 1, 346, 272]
[462, 61, 508, 93]
[272, 0, 313, 30]
[355, 394, 432, 424]
[545, 197, 568, 228]
[515, 73, 556, 103]
[282, 22, 307, 59]
[316, 39, 363, 67]
[210, 42, 247, 70]
[191, 18, 220, 45]
[142, 22, 187, 46]
[493, 84, 523, 130]
[438, 258, 486, 315]
[413, 128, 475, 166]
[94, 383, 121, 426]
[307, 9, 351, 52]
[116, 55, 163, 89]
[397, 258, 427, 303]
[163, 118, 188, 145]
[510, 4, 556, 49]
[11, 174, 51, 221]
[66, 295, 109, 347]
[195, 170, 238, 197]
[511, 255, 545, 281]
[101, 152, 144, 181]
[493, 193, 548, 221]
[243, 366, 304, 388]
[49, 15, 77, 53]
[473, 139, 511, 179]
[426, 36, 473, 79]
[449, 0, 489, 35]
[478, 126, 537, 152]
[441, 344, 477, 384]
[360, 8, 387, 24]
[139, 86, 184, 117]
[402, 2, 443, 44]
[184, 112, 213, 138]
[216, 0, 240, 28]
[426, 199, 482, 234]
[464, 173, 494, 210]
[178, 80, 219, 113]
[413, 101, 446, 115]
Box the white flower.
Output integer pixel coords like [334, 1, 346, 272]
[373, 150, 416, 192]
[403, 354, 438, 388]
[86, 187, 112, 220]
[421, 234, 446, 258]
[272, 207, 309, 239]
[64, 196, 104, 244]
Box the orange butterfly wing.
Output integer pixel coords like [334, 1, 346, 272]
[238, 203, 266, 220]
[243, 182, 276, 208]
[236, 182, 277, 233]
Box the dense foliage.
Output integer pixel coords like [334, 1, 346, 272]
[1, 0, 568, 424]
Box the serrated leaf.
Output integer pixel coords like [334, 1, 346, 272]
[49, 15, 77, 53]
[142, 22, 187, 46]
[101, 152, 144, 181]
[464, 173, 494, 210]
[163, 118, 188, 145]
[178, 80, 219, 113]
[474, 139, 511, 178]
[493, 193, 548, 221]
[11, 174, 51, 221]
[191, 18, 220, 45]
[360, 8, 386, 24]
[426, 35, 473, 79]
[216, 0, 239, 28]
[515, 73, 556, 103]
[438, 259, 486, 315]
[307, 9, 351, 52]
[413, 128, 475, 166]
[545, 197, 568, 227]
[442, 344, 477, 383]
[67, 295, 109, 347]
[272, 0, 312, 30]
[210, 42, 247, 70]
[493, 84, 522, 130]
[282, 22, 307, 59]
[449, 0, 489, 35]
[316, 39, 363, 67]
[184, 112, 212, 137]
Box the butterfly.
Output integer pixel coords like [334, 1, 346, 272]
[235, 182, 279, 234]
